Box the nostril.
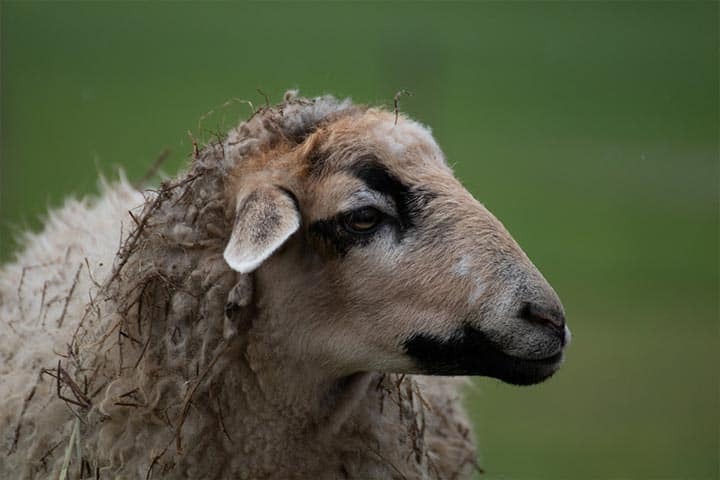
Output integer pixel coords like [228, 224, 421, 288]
[519, 302, 566, 332]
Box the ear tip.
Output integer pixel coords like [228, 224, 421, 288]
[223, 249, 262, 274]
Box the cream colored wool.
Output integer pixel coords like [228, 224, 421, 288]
[0, 93, 479, 479]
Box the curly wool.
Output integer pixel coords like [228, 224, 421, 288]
[0, 92, 477, 479]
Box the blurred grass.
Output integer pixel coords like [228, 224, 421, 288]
[1, 2, 717, 479]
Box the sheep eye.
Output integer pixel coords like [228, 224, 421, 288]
[342, 207, 383, 234]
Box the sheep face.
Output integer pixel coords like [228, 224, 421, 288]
[224, 108, 569, 386]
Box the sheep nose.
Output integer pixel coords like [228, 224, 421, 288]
[519, 302, 567, 342]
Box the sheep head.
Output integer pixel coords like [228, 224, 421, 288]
[222, 96, 569, 386]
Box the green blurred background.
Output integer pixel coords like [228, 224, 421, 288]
[1, 2, 717, 479]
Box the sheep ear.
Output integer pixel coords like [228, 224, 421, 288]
[223, 187, 301, 274]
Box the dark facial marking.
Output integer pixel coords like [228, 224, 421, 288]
[403, 325, 562, 386]
[309, 159, 438, 257]
[348, 159, 425, 230]
[309, 216, 378, 257]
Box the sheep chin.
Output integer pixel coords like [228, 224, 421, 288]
[402, 326, 564, 385]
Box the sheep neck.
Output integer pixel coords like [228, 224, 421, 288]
[243, 306, 378, 434]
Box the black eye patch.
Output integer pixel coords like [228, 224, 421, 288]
[349, 160, 417, 230]
[308, 159, 436, 257]
[309, 213, 383, 257]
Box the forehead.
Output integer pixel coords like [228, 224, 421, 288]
[309, 109, 448, 178]
[301, 110, 458, 220]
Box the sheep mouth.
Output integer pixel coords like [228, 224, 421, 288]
[402, 325, 564, 386]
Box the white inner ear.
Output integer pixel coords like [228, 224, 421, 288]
[223, 188, 301, 274]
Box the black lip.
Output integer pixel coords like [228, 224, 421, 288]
[403, 325, 563, 386]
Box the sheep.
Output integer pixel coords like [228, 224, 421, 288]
[0, 91, 570, 479]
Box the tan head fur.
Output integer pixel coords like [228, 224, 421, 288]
[223, 94, 569, 386]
